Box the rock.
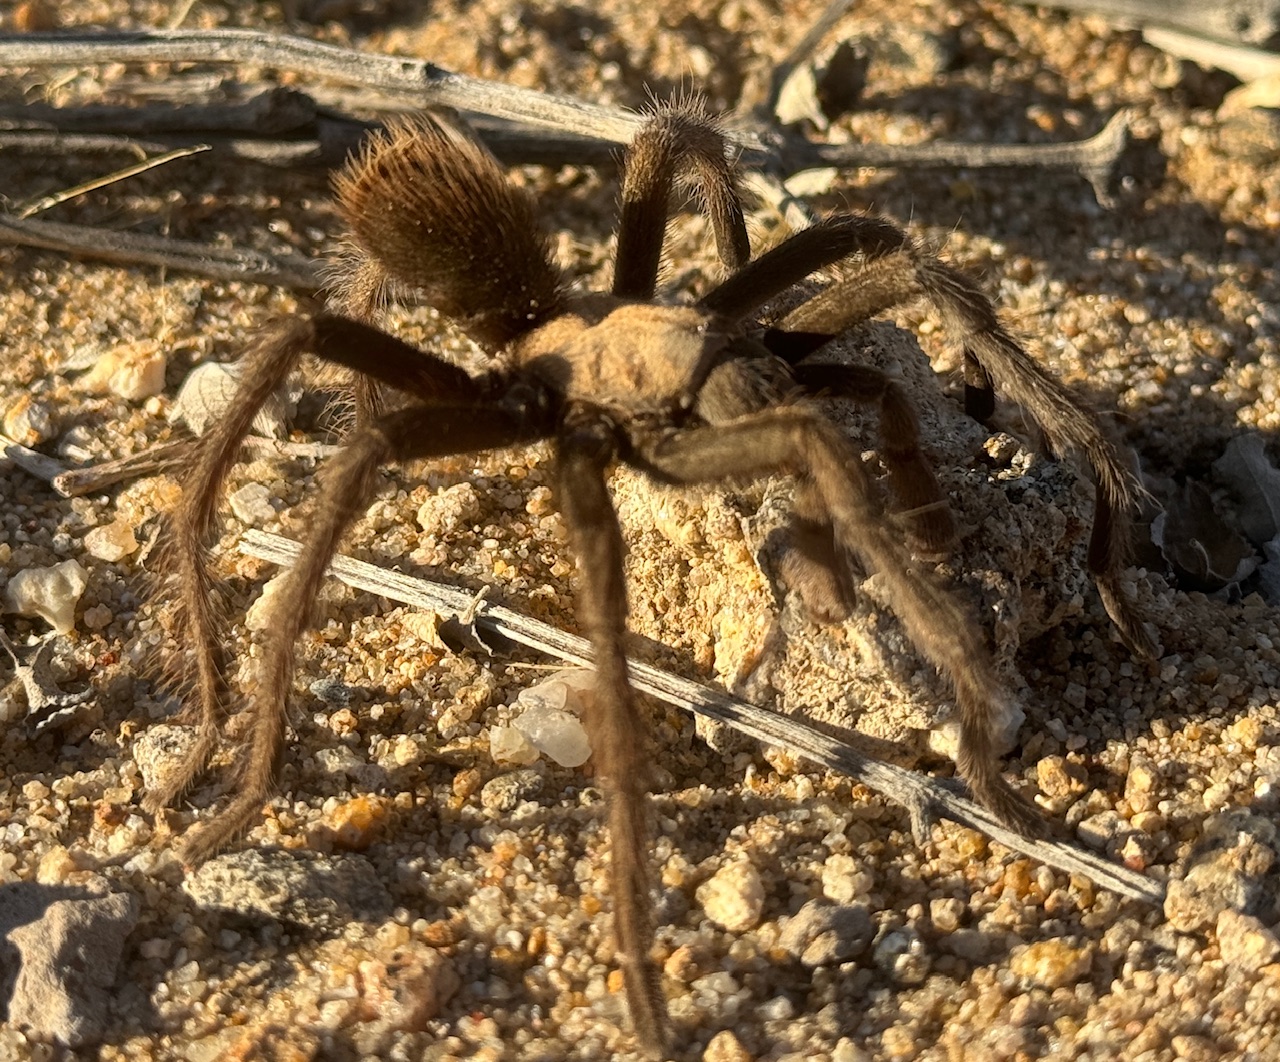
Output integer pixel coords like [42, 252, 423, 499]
[1009, 939, 1094, 988]
[1215, 910, 1280, 972]
[929, 897, 966, 934]
[131, 724, 199, 795]
[703, 1028, 753, 1061]
[778, 899, 873, 966]
[183, 848, 393, 932]
[1036, 755, 1087, 799]
[479, 768, 544, 812]
[229, 482, 277, 525]
[245, 573, 289, 631]
[416, 481, 482, 534]
[170, 361, 288, 438]
[873, 926, 930, 985]
[488, 724, 539, 766]
[941, 928, 994, 963]
[4, 559, 88, 634]
[0, 879, 139, 1047]
[83, 519, 139, 563]
[351, 940, 460, 1050]
[512, 700, 591, 768]
[494, 671, 598, 769]
[1164, 812, 1277, 932]
[318, 795, 393, 852]
[697, 860, 765, 933]
[3, 395, 55, 446]
[820, 852, 873, 904]
[78, 340, 167, 401]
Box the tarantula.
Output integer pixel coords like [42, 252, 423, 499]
[144, 101, 1152, 1055]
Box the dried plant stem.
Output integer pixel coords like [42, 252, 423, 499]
[16, 142, 210, 218]
[60, 436, 342, 496]
[238, 527, 1166, 907]
[0, 432, 66, 482]
[0, 30, 1133, 196]
[0, 29, 654, 146]
[0, 215, 319, 290]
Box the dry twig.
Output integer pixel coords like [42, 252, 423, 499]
[0, 28, 1136, 192]
[238, 528, 1167, 908]
[0, 215, 319, 290]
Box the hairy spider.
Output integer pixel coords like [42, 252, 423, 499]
[144, 101, 1152, 1055]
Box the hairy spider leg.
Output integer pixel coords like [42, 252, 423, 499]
[145, 316, 485, 814]
[612, 101, 750, 300]
[630, 407, 1047, 837]
[179, 399, 548, 865]
[556, 413, 667, 1055]
[700, 215, 1154, 657]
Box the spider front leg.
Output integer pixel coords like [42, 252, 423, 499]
[180, 399, 546, 865]
[554, 416, 666, 1056]
[145, 317, 318, 816]
[145, 314, 482, 816]
[613, 101, 750, 300]
[632, 408, 1046, 837]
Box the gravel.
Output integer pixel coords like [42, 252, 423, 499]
[1, 0, 1280, 1059]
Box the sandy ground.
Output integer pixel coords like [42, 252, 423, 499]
[1, 0, 1280, 1059]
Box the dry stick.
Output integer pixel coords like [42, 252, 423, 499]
[16, 142, 211, 218]
[0, 30, 1133, 195]
[0, 215, 320, 290]
[238, 527, 1166, 907]
[0, 431, 66, 482]
[808, 110, 1136, 207]
[0, 29, 655, 147]
[0, 129, 343, 168]
[49, 435, 342, 497]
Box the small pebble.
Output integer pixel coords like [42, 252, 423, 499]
[697, 860, 765, 933]
[78, 340, 167, 401]
[5, 559, 88, 633]
[703, 1028, 753, 1062]
[778, 900, 872, 966]
[489, 725, 539, 766]
[83, 520, 138, 563]
[480, 769, 543, 812]
[229, 482, 277, 526]
[512, 701, 591, 767]
[320, 795, 391, 852]
[1216, 909, 1280, 971]
[171, 361, 287, 438]
[1009, 940, 1094, 988]
[245, 575, 289, 631]
[3, 394, 55, 445]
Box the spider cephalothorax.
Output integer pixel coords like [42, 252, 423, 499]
[145, 101, 1152, 1056]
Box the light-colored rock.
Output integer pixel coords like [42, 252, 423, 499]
[5, 559, 88, 634]
[697, 860, 765, 933]
[1, 879, 139, 1047]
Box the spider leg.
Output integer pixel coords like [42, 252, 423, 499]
[701, 215, 1154, 657]
[793, 362, 956, 557]
[631, 408, 1046, 837]
[145, 315, 485, 815]
[613, 100, 750, 300]
[323, 248, 394, 426]
[180, 400, 547, 866]
[695, 351, 952, 619]
[554, 415, 666, 1056]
